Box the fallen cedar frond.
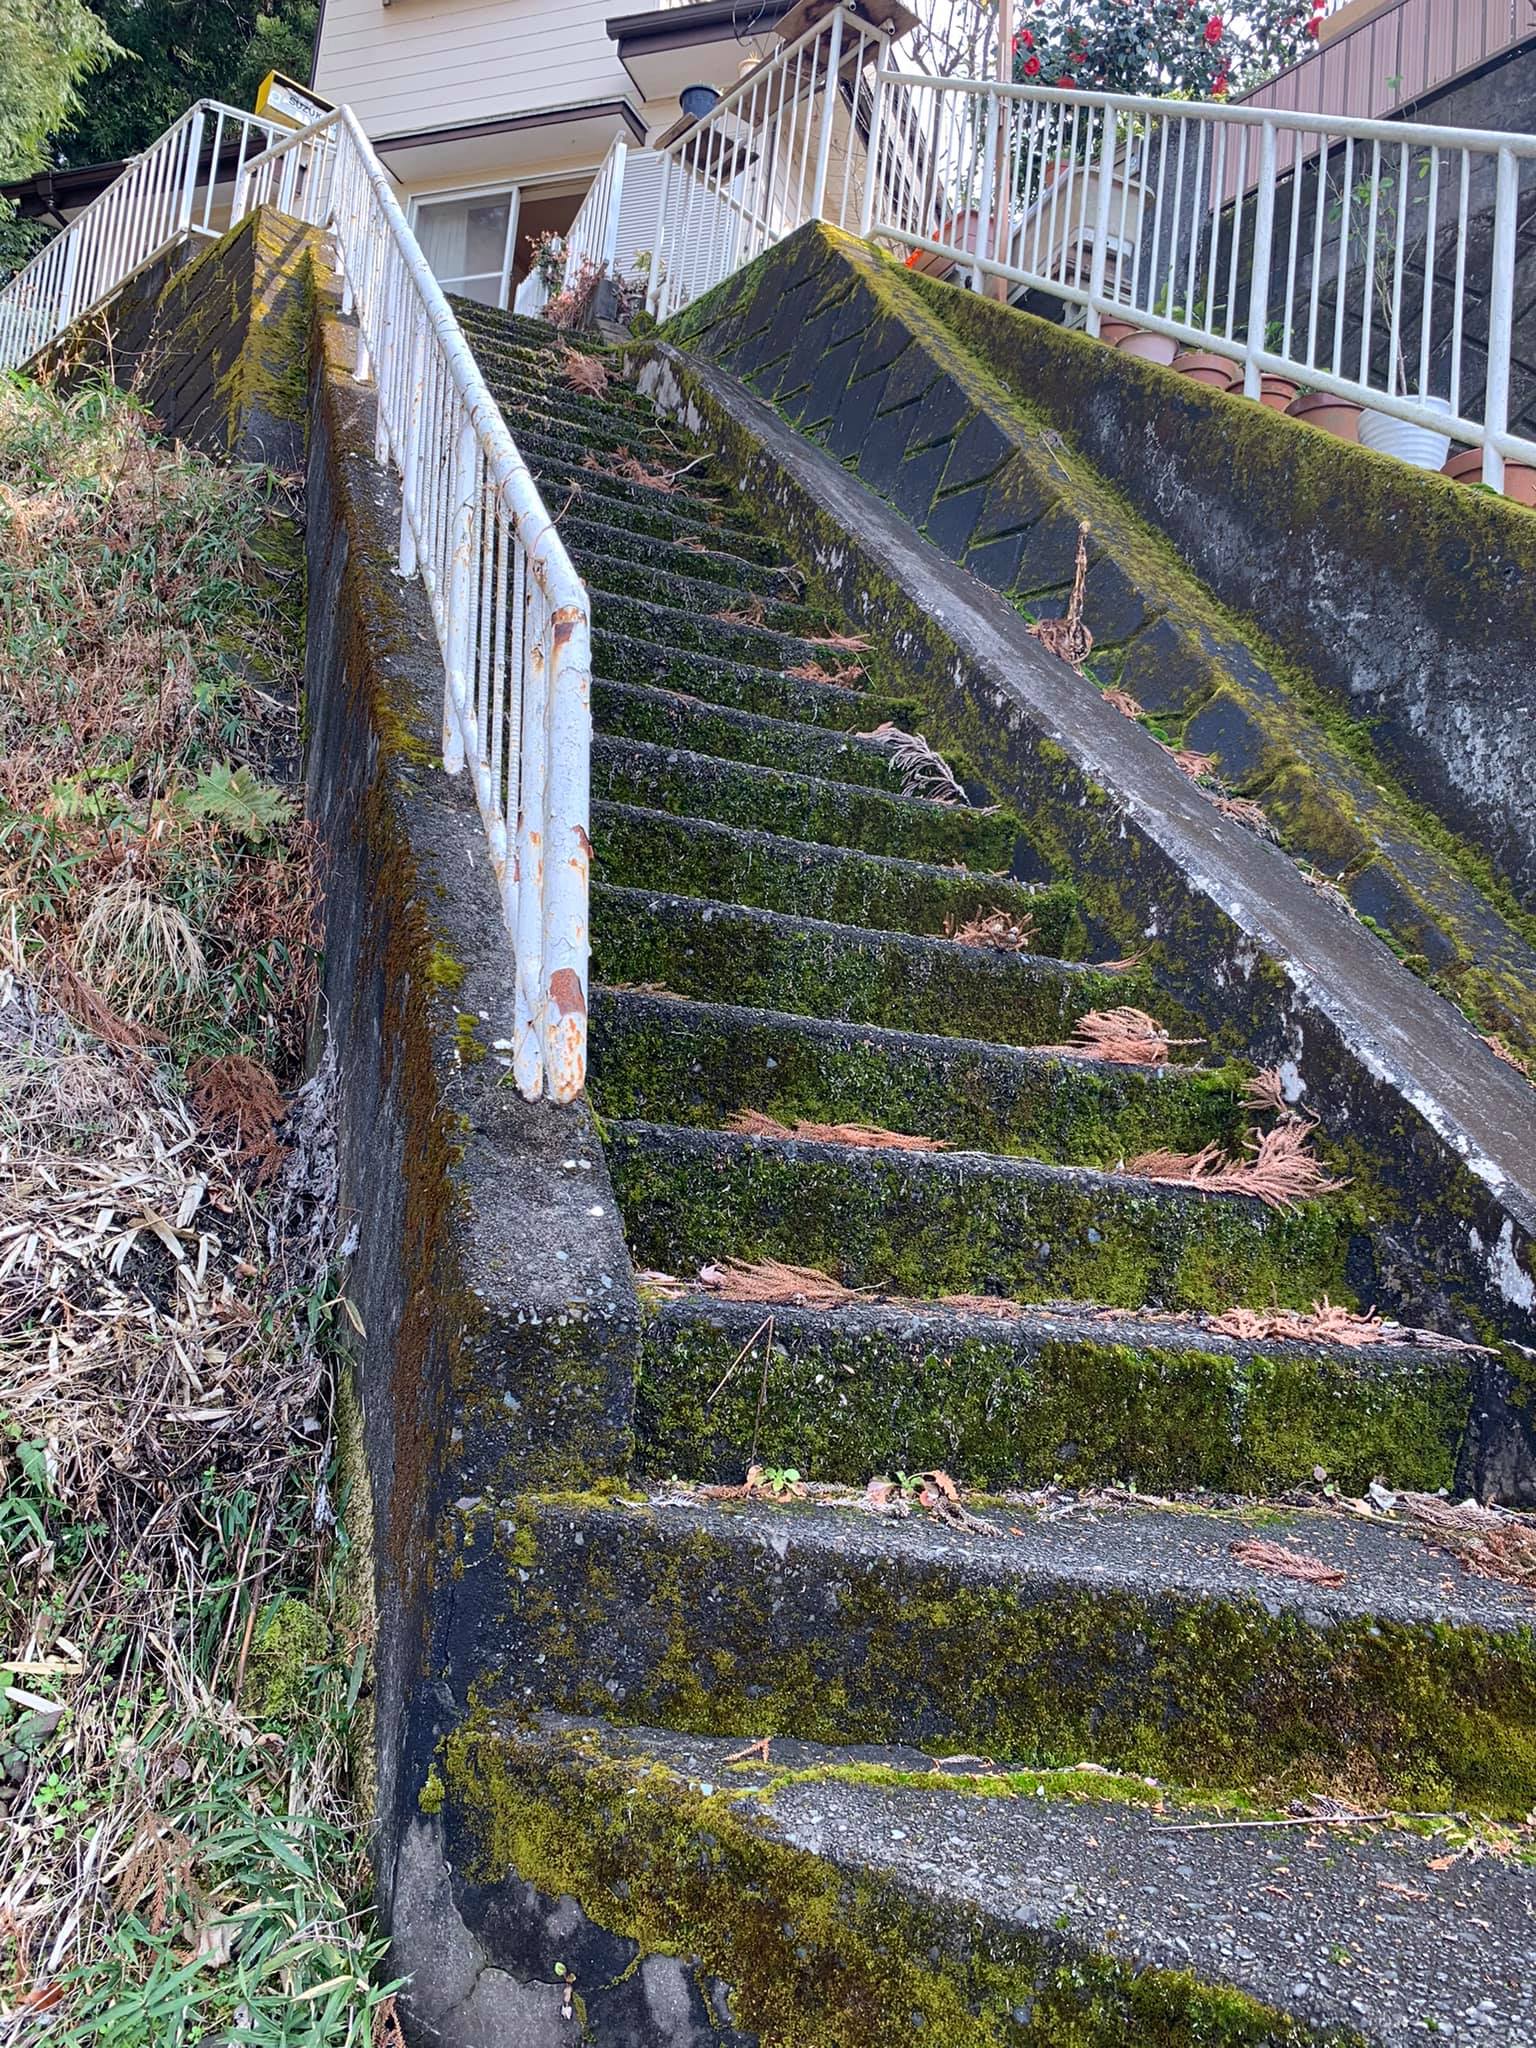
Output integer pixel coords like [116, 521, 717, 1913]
[1212, 791, 1272, 836]
[1171, 747, 1217, 782]
[1101, 687, 1144, 719]
[1123, 1114, 1348, 1213]
[1383, 1492, 1536, 1588]
[696, 1255, 867, 1308]
[1229, 1539, 1347, 1588]
[1027, 522, 1093, 669]
[856, 722, 970, 806]
[1301, 865, 1356, 915]
[581, 445, 680, 490]
[728, 1108, 949, 1152]
[560, 348, 610, 397]
[785, 659, 864, 688]
[806, 629, 871, 651]
[1040, 1006, 1202, 1066]
[1207, 1299, 1389, 1346]
[944, 907, 1036, 952]
[713, 595, 768, 627]
[1241, 1065, 1291, 1116]
[1482, 1033, 1531, 1077]
[1094, 953, 1143, 974]
[189, 1052, 287, 1184]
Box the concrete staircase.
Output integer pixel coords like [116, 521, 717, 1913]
[423, 300, 1536, 2048]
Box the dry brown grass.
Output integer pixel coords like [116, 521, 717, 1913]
[805, 629, 871, 652]
[713, 596, 768, 627]
[727, 1108, 949, 1151]
[581, 446, 680, 490]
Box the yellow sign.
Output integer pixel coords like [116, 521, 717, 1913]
[254, 71, 334, 131]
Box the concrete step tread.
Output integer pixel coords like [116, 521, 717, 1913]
[591, 883, 1118, 1044]
[592, 801, 1060, 940]
[590, 987, 1238, 1160]
[592, 678, 904, 790]
[591, 732, 1015, 867]
[563, 514, 802, 588]
[594, 628, 919, 729]
[605, 1114, 1352, 1310]
[568, 540, 820, 631]
[455, 1715, 1536, 2048]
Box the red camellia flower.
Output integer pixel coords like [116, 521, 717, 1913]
[1022, 27, 1034, 47]
[1056, 74, 1076, 86]
[1023, 52, 1041, 74]
[1204, 15, 1223, 42]
[1211, 71, 1229, 94]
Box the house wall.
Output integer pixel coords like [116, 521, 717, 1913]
[313, 0, 638, 143]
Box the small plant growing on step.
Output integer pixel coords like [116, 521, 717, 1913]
[553, 1960, 576, 2020]
[747, 1463, 805, 1499]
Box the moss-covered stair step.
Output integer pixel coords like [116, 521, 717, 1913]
[482, 390, 691, 466]
[591, 990, 1239, 1161]
[507, 423, 740, 508]
[590, 887, 1126, 1040]
[460, 1496, 1536, 1813]
[592, 680, 904, 790]
[566, 542, 820, 631]
[564, 516, 803, 594]
[475, 356, 667, 434]
[595, 588, 858, 670]
[591, 735, 1020, 868]
[499, 439, 752, 535]
[635, 1295, 1476, 1495]
[591, 804, 1071, 939]
[605, 1120, 1355, 1308]
[443, 1717, 1536, 2047]
[594, 631, 919, 729]
[560, 487, 794, 565]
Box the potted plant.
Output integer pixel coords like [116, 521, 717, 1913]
[1172, 346, 1240, 389]
[1442, 445, 1536, 508]
[1286, 388, 1363, 441]
[1335, 157, 1452, 471]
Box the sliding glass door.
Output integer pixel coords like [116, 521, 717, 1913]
[413, 186, 518, 307]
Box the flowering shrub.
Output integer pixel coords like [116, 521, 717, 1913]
[1011, 0, 1319, 101]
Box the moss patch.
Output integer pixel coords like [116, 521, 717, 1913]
[473, 1500, 1536, 1814]
[445, 1727, 1360, 2048]
[634, 1304, 1470, 1496]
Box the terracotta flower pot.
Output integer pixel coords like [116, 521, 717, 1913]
[1172, 348, 1239, 389]
[1117, 328, 1179, 367]
[1285, 390, 1362, 442]
[1256, 373, 1300, 412]
[1442, 444, 1536, 508]
[1098, 315, 1141, 348]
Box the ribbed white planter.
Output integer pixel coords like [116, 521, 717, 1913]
[1358, 396, 1453, 472]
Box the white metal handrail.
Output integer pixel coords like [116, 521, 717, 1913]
[234, 111, 593, 1102]
[652, 4, 1536, 492]
[0, 101, 282, 372]
[563, 138, 630, 288]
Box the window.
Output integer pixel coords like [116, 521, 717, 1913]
[413, 187, 517, 307]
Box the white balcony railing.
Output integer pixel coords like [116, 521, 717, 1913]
[651, 2, 1536, 493]
[0, 101, 282, 370]
[234, 112, 593, 1101]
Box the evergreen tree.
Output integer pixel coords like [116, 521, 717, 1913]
[53, 0, 318, 169]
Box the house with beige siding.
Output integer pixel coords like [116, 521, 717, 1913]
[310, 0, 820, 309]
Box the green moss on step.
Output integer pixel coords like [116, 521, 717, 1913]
[634, 1310, 1470, 1496]
[445, 1728, 1361, 2047]
[480, 1501, 1536, 1814]
[606, 1125, 1355, 1311]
